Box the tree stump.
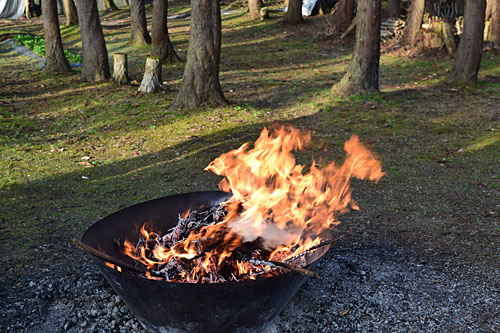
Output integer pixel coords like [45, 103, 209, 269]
[113, 53, 130, 85]
[441, 22, 456, 55]
[138, 57, 162, 94]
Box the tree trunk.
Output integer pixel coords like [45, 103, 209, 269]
[442, 21, 457, 55]
[26, 0, 31, 18]
[151, 0, 180, 64]
[76, 0, 110, 81]
[103, 0, 119, 10]
[249, 0, 263, 18]
[488, 0, 500, 43]
[387, 0, 400, 17]
[138, 57, 161, 93]
[130, 0, 151, 45]
[42, 0, 72, 73]
[170, 0, 227, 109]
[113, 53, 130, 84]
[57, 0, 64, 14]
[449, 0, 486, 86]
[403, 0, 425, 45]
[329, 0, 355, 33]
[333, 0, 381, 96]
[64, 0, 78, 26]
[285, 0, 303, 24]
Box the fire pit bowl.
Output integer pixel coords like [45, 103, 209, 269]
[81, 191, 331, 333]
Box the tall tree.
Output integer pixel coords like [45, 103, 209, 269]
[488, 0, 500, 43]
[329, 0, 355, 33]
[249, 0, 263, 18]
[76, 0, 110, 81]
[151, 0, 180, 63]
[387, 0, 400, 17]
[170, 0, 227, 109]
[403, 0, 425, 45]
[333, 0, 381, 96]
[285, 0, 303, 24]
[130, 0, 151, 45]
[63, 0, 79, 26]
[42, 0, 72, 73]
[449, 0, 486, 86]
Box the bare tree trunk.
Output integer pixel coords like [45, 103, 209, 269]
[56, 0, 64, 14]
[130, 0, 151, 45]
[333, 0, 381, 96]
[488, 0, 500, 43]
[138, 57, 162, 93]
[329, 0, 355, 33]
[25, 0, 32, 18]
[152, 0, 180, 63]
[103, 0, 119, 10]
[285, 0, 303, 24]
[64, 0, 78, 26]
[387, 0, 400, 17]
[170, 0, 227, 109]
[449, 0, 486, 86]
[42, 0, 72, 73]
[403, 0, 425, 45]
[249, 0, 263, 18]
[76, 0, 110, 81]
[113, 53, 130, 84]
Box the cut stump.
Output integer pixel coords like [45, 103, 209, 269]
[112, 53, 130, 85]
[138, 57, 162, 94]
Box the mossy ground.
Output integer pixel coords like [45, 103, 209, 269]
[0, 0, 499, 280]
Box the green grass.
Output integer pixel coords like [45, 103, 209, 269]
[0, 1, 499, 277]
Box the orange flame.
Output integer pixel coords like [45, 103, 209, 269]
[123, 126, 384, 282]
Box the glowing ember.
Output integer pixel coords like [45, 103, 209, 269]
[123, 126, 384, 282]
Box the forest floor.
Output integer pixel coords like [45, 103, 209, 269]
[1, 1, 500, 331]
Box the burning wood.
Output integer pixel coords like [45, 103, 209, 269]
[122, 126, 385, 283]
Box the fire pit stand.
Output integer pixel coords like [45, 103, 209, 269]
[81, 191, 331, 332]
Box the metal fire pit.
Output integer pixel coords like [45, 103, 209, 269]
[81, 191, 331, 333]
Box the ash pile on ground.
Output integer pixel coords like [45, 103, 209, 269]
[1, 238, 499, 332]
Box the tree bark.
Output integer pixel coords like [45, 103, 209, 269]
[104, 0, 119, 10]
[26, 0, 31, 19]
[249, 0, 263, 18]
[113, 53, 130, 84]
[76, 0, 110, 81]
[449, 0, 486, 86]
[138, 57, 162, 93]
[130, 0, 151, 45]
[285, 0, 303, 24]
[441, 21, 457, 55]
[387, 0, 400, 17]
[151, 0, 180, 64]
[333, 0, 381, 96]
[57, 0, 64, 14]
[329, 0, 355, 33]
[64, 0, 78, 26]
[170, 0, 227, 109]
[488, 0, 500, 43]
[403, 0, 425, 45]
[42, 0, 72, 73]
